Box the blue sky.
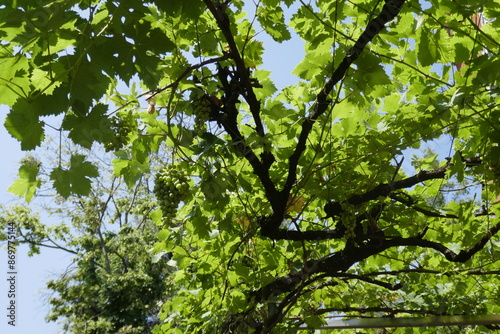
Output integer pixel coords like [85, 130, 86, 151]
[1, 107, 70, 333]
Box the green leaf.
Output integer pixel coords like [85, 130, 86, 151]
[31, 68, 53, 91]
[253, 69, 277, 100]
[449, 151, 465, 183]
[293, 50, 331, 80]
[141, 28, 175, 54]
[151, 250, 168, 263]
[7, 157, 41, 202]
[112, 154, 149, 188]
[340, 116, 359, 136]
[50, 154, 99, 198]
[61, 104, 113, 149]
[4, 104, 45, 150]
[229, 289, 246, 312]
[68, 60, 110, 112]
[153, 0, 204, 19]
[201, 172, 228, 203]
[0, 54, 31, 106]
[192, 133, 225, 158]
[417, 28, 450, 66]
[257, 5, 291, 42]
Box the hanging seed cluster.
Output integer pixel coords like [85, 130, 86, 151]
[105, 116, 134, 152]
[192, 96, 212, 136]
[154, 165, 190, 221]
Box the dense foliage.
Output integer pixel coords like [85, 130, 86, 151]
[2, 0, 500, 332]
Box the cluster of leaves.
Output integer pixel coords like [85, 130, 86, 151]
[2, 0, 500, 333]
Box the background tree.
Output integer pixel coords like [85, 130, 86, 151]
[0, 152, 173, 334]
[2, 0, 500, 333]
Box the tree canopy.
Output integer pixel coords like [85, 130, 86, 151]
[2, 0, 500, 332]
[0, 152, 173, 333]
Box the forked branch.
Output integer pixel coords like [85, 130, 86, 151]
[281, 0, 406, 217]
[203, 0, 265, 137]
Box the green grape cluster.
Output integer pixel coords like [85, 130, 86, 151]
[105, 116, 134, 152]
[154, 165, 190, 222]
[192, 96, 212, 136]
[340, 202, 357, 240]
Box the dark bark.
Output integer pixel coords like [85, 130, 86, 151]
[324, 165, 448, 217]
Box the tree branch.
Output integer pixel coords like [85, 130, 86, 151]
[198, 1, 282, 211]
[203, 0, 265, 137]
[256, 220, 500, 305]
[336, 273, 403, 291]
[396, 220, 500, 263]
[16, 230, 78, 255]
[215, 66, 281, 208]
[388, 192, 459, 219]
[324, 165, 448, 217]
[144, 54, 230, 100]
[261, 204, 385, 241]
[280, 0, 406, 219]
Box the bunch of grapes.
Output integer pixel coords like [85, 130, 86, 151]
[340, 202, 357, 240]
[105, 116, 134, 152]
[191, 95, 213, 136]
[153, 165, 190, 223]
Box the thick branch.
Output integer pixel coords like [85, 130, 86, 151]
[255, 220, 500, 303]
[215, 67, 281, 208]
[395, 221, 500, 262]
[324, 165, 447, 217]
[253, 242, 391, 301]
[198, 2, 281, 210]
[389, 193, 459, 219]
[252, 272, 306, 303]
[203, 0, 265, 137]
